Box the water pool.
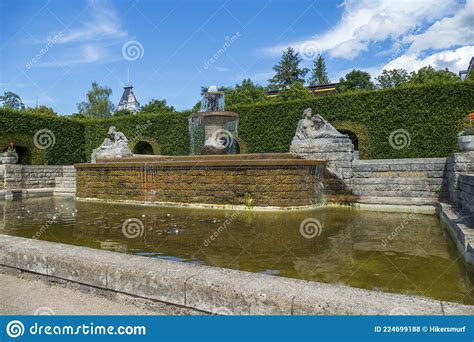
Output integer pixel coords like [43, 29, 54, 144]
[1, 196, 473, 304]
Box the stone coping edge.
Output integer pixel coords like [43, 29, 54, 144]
[353, 158, 447, 165]
[436, 202, 474, 267]
[75, 158, 325, 169]
[75, 197, 323, 212]
[327, 202, 436, 214]
[0, 234, 472, 315]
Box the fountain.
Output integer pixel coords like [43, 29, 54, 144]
[188, 86, 239, 155]
[75, 92, 326, 209]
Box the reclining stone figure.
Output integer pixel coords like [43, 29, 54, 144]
[91, 126, 133, 163]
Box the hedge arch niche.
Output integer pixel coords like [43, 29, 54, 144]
[130, 138, 161, 155]
[334, 122, 372, 160]
[0, 135, 38, 165]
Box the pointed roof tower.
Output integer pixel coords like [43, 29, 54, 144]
[116, 85, 140, 113]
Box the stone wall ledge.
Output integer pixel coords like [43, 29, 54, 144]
[0, 234, 472, 315]
[352, 178, 444, 185]
[353, 158, 447, 165]
[350, 196, 439, 206]
[353, 164, 446, 172]
[437, 202, 474, 267]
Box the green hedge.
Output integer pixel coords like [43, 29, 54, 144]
[82, 111, 190, 161]
[2, 82, 473, 164]
[0, 108, 85, 165]
[230, 82, 474, 159]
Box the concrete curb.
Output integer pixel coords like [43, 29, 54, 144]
[0, 234, 473, 315]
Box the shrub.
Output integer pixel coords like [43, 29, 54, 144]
[2, 82, 473, 164]
[0, 108, 85, 164]
[81, 111, 190, 161]
[229, 82, 474, 159]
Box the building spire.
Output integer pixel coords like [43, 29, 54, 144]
[115, 69, 140, 114]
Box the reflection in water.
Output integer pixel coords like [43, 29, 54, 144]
[1, 197, 473, 304]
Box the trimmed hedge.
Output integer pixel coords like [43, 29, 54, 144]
[82, 111, 190, 161]
[0, 108, 85, 165]
[1, 82, 473, 164]
[230, 82, 474, 159]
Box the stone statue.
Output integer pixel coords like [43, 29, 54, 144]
[294, 108, 347, 141]
[290, 108, 354, 181]
[91, 126, 133, 163]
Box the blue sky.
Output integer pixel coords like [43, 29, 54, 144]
[1, 0, 473, 115]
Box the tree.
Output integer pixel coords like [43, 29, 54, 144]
[23, 105, 57, 116]
[408, 66, 460, 85]
[376, 69, 409, 88]
[268, 47, 309, 90]
[139, 99, 175, 114]
[337, 70, 374, 92]
[275, 82, 313, 102]
[77, 82, 115, 118]
[224, 79, 268, 106]
[308, 54, 330, 86]
[0, 91, 25, 110]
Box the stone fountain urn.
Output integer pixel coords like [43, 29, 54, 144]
[188, 86, 239, 155]
[458, 127, 474, 152]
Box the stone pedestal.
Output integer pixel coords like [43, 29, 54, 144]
[290, 138, 354, 179]
[91, 149, 132, 163]
[90, 126, 133, 163]
[290, 138, 354, 198]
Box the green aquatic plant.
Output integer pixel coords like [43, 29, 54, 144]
[243, 192, 254, 209]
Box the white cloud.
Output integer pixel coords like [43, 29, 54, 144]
[405, 0, 474, 53]
[261, 0, 458, 59]
[383, 45, 474, 73]
[34, 0, 129, 68]
[37, 44, 118, 68]
[55, 0, 128, 44]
